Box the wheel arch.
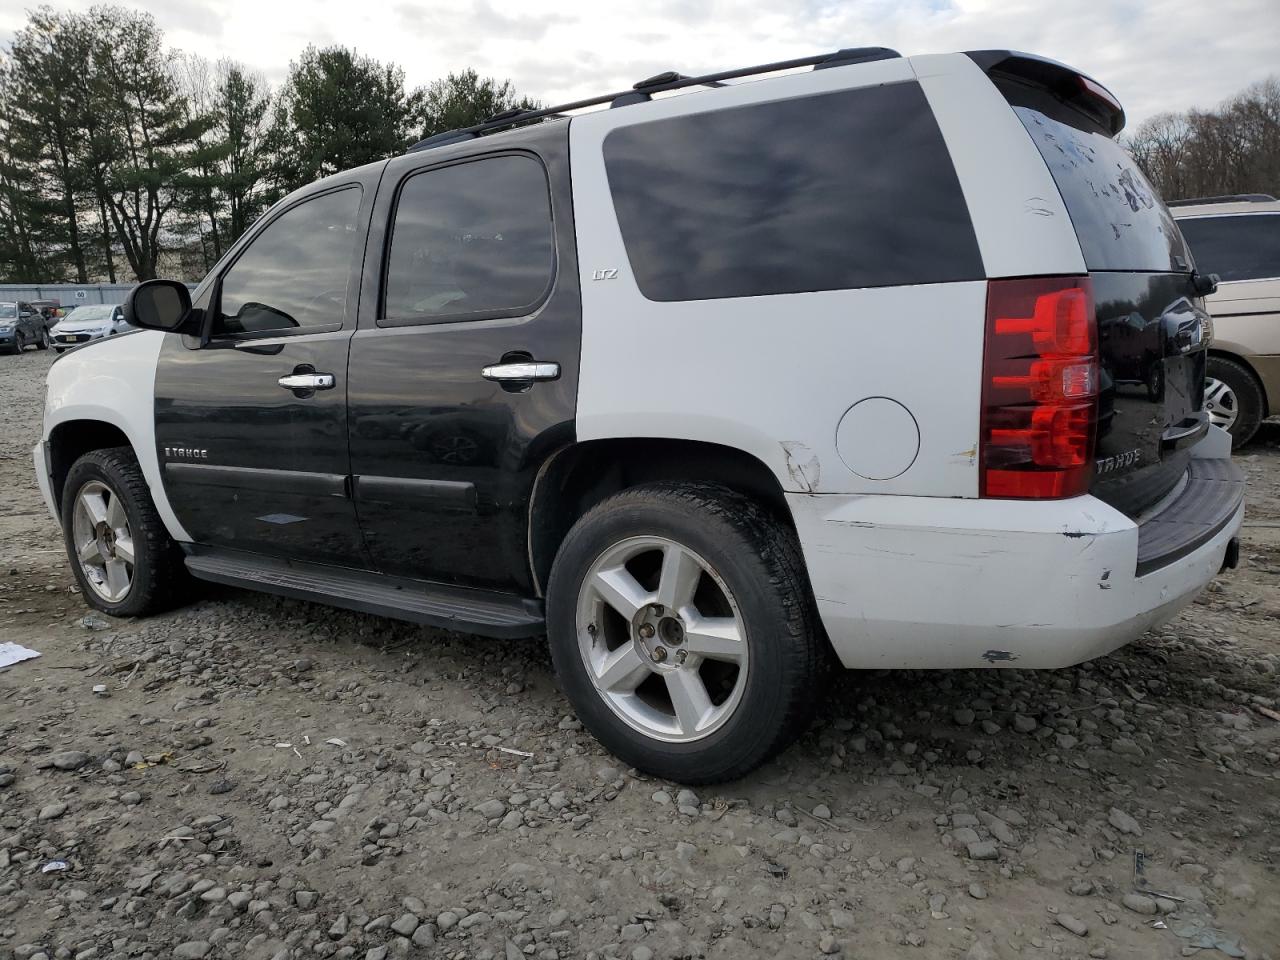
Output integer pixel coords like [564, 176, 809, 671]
[1208, 348, 1270, 417]
[47, 419, 134, 519]
[527, 437, 797, 596]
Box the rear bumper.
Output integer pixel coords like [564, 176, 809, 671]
[789, 445, 1244, 670]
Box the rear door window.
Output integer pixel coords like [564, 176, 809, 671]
[603, 82, 983, 301]
[1014, 107, 1189, 273]
[381, 154, 555, 325]
[1175, 214, 1280, 282]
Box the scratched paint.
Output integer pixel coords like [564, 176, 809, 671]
[780, 441, 821, 493]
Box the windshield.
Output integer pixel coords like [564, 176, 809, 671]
[0, 304, 16, 318]
[66, 304, 115, 322]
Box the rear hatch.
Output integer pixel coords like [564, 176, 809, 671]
[973, 52, 1211, 515]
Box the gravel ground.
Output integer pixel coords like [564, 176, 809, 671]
[2, 348, 1278, 960]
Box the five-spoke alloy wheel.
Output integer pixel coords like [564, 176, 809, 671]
[547, 482, 826, 784]
[71, 479, 136, 603]
[576, 536, 749, 743]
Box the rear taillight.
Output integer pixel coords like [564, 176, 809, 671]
[980, 277, 1099, 499]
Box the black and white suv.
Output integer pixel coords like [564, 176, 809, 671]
[35, 49, 1245, 783]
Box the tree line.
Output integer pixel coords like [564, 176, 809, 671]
[4, 6, 1277, 286]
[0, 4, 537, 284]
[1125, 77, 1279, 202]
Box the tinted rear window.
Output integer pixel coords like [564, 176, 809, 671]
[382, 154, 555, 325]
[1014, 107, 1189, 273]
[1176, 214, 1280, 282]
[603, 82, 983, 302]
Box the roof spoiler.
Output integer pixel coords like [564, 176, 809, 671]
[966, 51, 1125, 137]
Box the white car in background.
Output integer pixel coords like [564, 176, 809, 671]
[50, 304, 130, 353]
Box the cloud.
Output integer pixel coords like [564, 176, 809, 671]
[2, 0, 1276, 127]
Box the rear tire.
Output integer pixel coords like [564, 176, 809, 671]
[36, 328, 49, 350]
[546, 482, 826, 784]
[1206, 356, 1265, 448]
[61, 447, 189, 618]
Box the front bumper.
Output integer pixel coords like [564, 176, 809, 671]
[34, 442, 58, 521]
[790, 448, 1244, 670]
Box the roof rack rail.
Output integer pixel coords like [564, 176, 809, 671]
[611, 71, 728, 108]
[406, 46, 902, 153]
[1166, 193, 1277, 207]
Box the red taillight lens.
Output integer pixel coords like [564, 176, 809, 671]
[980, 277, 1098, 499]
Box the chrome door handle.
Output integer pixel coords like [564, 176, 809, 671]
[481, 362, 560, 382]
[278, 373, 335, 390]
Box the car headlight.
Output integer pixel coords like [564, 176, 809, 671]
[0, 324, 13, 333]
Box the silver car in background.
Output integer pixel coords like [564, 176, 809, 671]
[50, 303, 130, 353]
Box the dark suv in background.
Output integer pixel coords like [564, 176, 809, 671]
[0, 301, 52, 354]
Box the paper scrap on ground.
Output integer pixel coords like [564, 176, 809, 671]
[0, 642, 41, 670]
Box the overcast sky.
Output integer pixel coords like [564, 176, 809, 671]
[1, 0, 1277, 129]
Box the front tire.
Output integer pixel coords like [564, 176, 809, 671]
[546, 483, 826, 784]
[61, 447, 188, 618]
[1205, 356, 1265, 448]
[36, 328, 49, 350]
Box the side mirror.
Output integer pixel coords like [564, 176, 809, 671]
[1191, 271, 1219, 297]
[123, 279, 193, 332]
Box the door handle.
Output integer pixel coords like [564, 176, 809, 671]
[481, 361, 560, 382]
[278, 373, 335, 390]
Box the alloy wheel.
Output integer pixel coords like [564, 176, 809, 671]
[1205, 377, 1238, 431]
[575, 536, 748, 743]
[71, 480, 135, 603]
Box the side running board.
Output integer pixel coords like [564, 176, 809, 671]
[184, 550, 545, 639]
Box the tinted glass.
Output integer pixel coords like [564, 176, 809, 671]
[383, 155, 554, 324]
[217, 187, 362, 335]
[1176, 214, 1280, 282]
[602, 82, 982, 302]
[1014, 107, 1189, 273]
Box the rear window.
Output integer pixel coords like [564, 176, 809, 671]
[1014, 107, 1189, 273]
[1175, 214, 1280, 282]
[603, 82, 983, 302]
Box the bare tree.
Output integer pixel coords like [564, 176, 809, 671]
[1128, 76, 1280, 200]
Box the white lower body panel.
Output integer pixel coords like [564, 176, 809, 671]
[790, 490, 1242, 670]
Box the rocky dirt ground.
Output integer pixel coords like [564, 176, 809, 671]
[1, 349, 1278, 960]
